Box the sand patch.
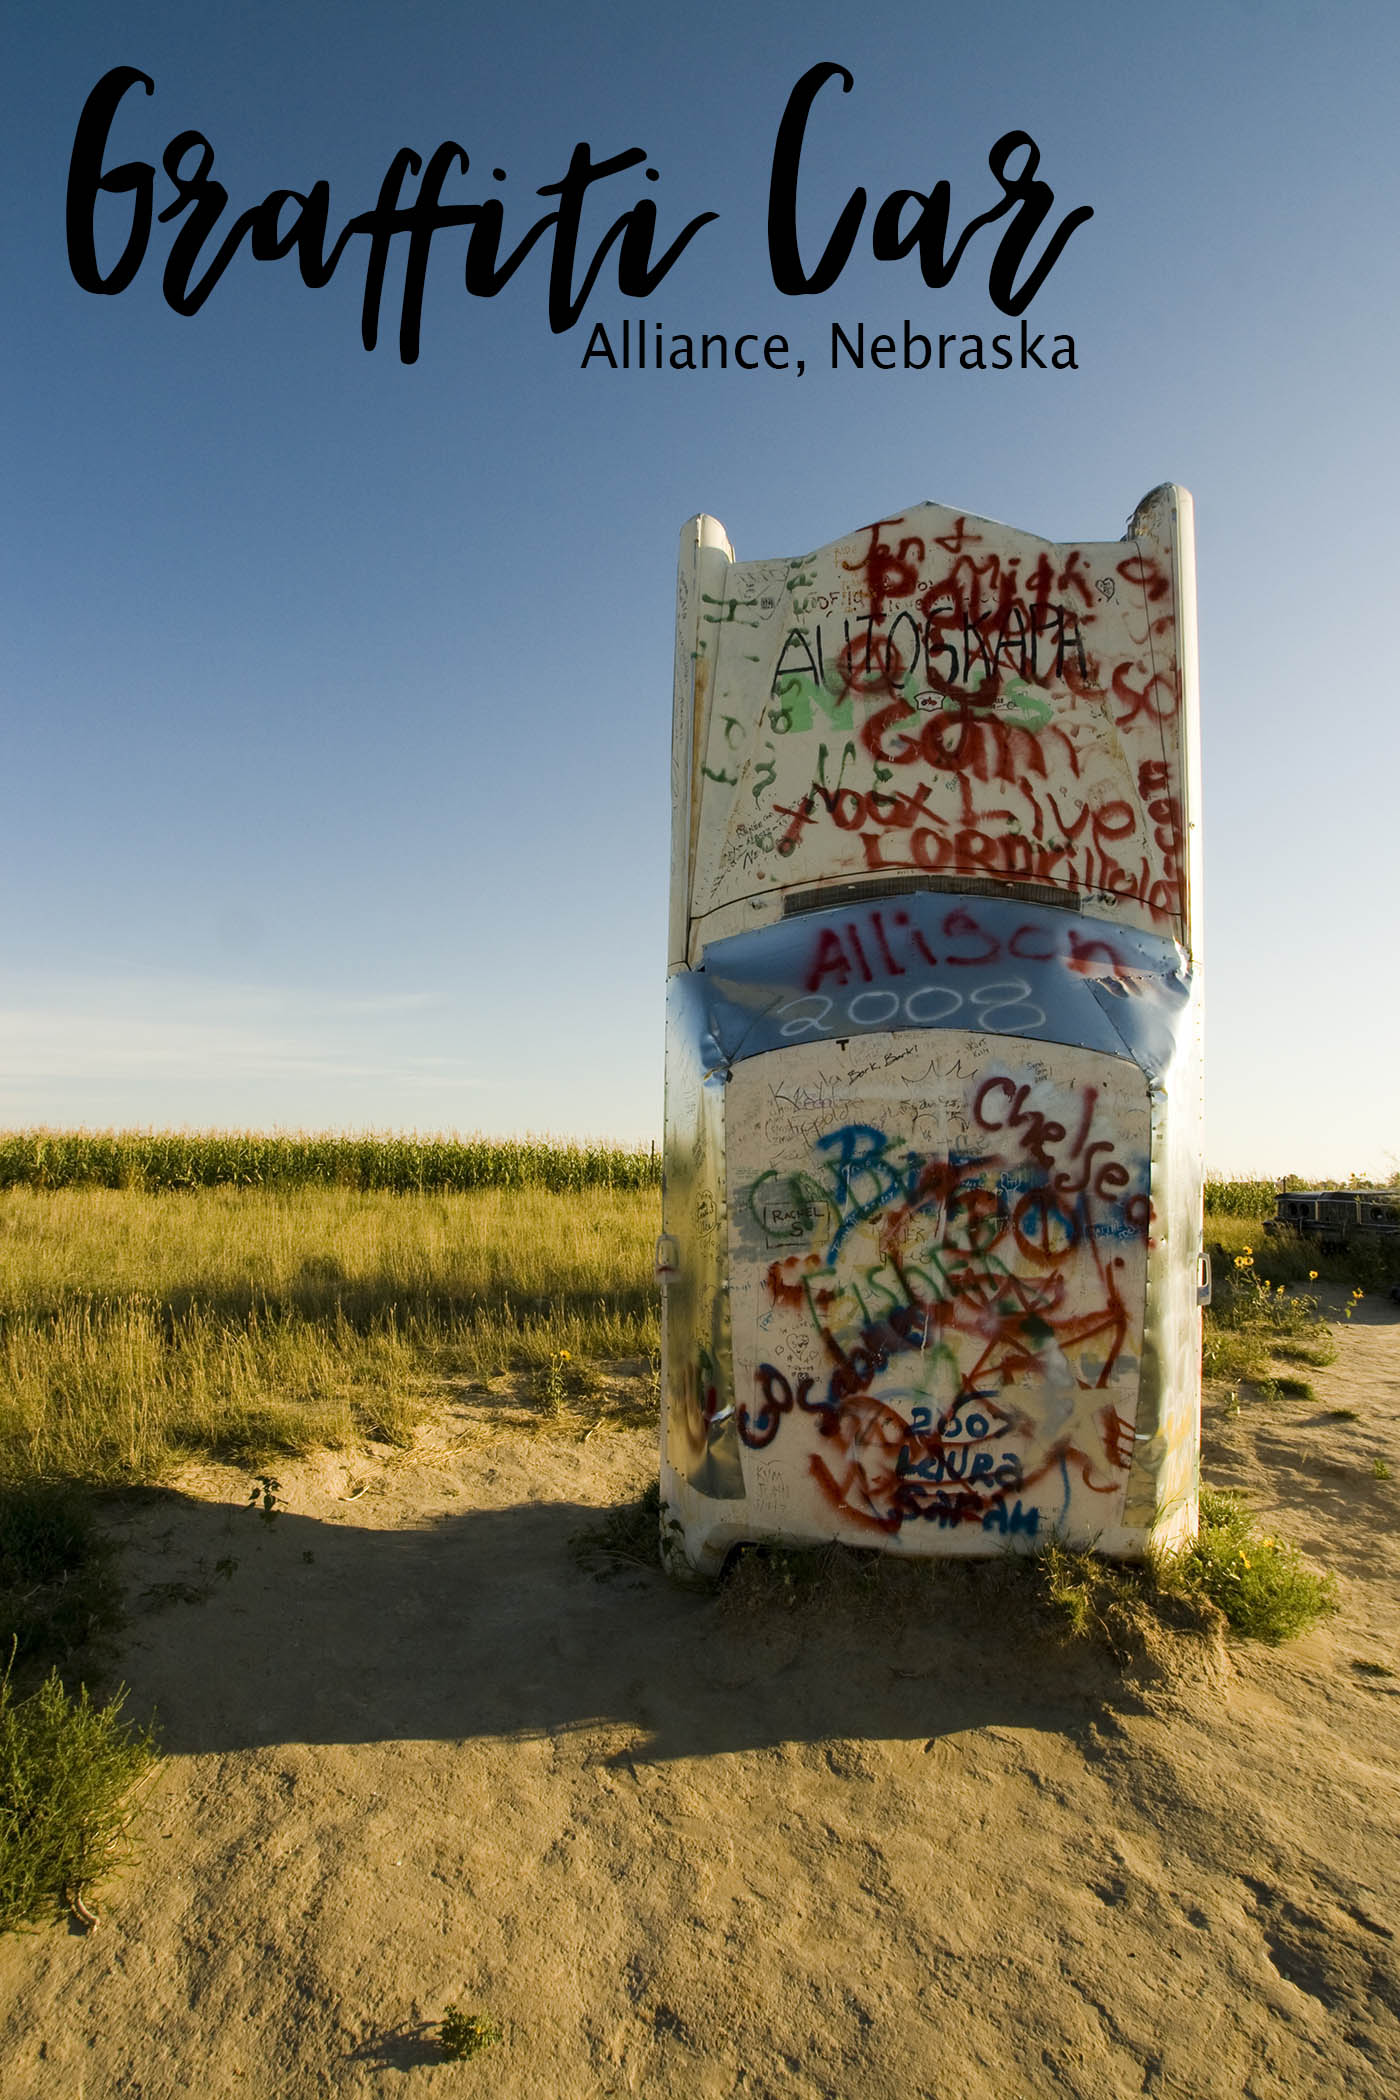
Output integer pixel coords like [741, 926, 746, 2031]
[2, 1310, 1397, 2099]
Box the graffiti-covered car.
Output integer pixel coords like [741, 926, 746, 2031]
[660, 488, 1204, 1574]
[1264, 1190, 1400, 1254]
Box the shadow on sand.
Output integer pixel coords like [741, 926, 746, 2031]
[106, 1483, 1152, 1766]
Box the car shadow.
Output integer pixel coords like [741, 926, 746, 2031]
[105, 1483, 1154, 1766]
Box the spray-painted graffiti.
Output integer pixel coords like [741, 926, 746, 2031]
[726, 1034, 1150, 1542]
[699, 889, 1190, 1078]
[664, 489, 1201, 1575]
[687, 502, 1187, 946]
[800, 903, 1133, 991]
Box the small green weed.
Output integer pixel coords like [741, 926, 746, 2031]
[1036, 1538, 1106, 1642]
[1372, 1459, 1391, 1481]
[539, 1350, 571, 1417]
[529, 1350, 646, 1434]
[246, 1475, 282, 1524]
[0, 1661, 156, 1932]
[572, 1480, 661, 1573]
[438, 2007, 502, 2060]
[1174, 1488, 1337, 1643]
[138, 1555, 238, 1613]
[138, 1580, 208, 1612]
[1327, 1408, 1360, 1423]
[723, 1535, 911, 1612]
[1276, 1340, 1337, 1369]
[0, 1484, 123, 1686]
[1017, 1537, 1217, 1658]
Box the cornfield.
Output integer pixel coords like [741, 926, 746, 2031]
[0, 1130, 661, 1196]
[1203, 1178, 1281, 1218]
[3, 1138, 1386, 1215]
[1204, 1174, 1397, 1216]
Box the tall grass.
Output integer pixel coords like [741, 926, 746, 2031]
[0, 1129, 659, 1195]
[0, 1186, 660, 1485]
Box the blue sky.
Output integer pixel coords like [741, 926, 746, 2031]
[4, 1, 1397, 1175]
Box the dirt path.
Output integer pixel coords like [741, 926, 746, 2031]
[2, 1304, 1398, 2100]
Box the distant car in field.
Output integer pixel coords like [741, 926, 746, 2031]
[1263, 1189, 1400, 1256]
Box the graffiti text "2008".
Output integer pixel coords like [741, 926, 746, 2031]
[776, 975, 1046, 1040]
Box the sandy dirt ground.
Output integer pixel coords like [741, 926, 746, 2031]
[1, 1289, 1397, 2100]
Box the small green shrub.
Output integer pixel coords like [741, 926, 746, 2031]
[0, 1484, 123, 1684]
[439, 2007, 502, 2060]
[538, 1350, 571, 1418]
[246, 1475, 282, 1524]
[721, 1534, 921, 1613]
[572, 1480, 662, 1573]
[0, 1664, 155, 1932]
[1035, 1537, 1116, 1642]
[1174, 1488, 1337, 1643]
[1276, 1343, 1336, 1369]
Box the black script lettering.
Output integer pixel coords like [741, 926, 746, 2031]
[768, 63, 1093, 316]
[66, 66, 721, 361]
[768, 63, 864, 296]
[66, 67, 156, 294]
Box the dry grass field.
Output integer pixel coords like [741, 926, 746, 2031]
[0, 1182, 658, 1481]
